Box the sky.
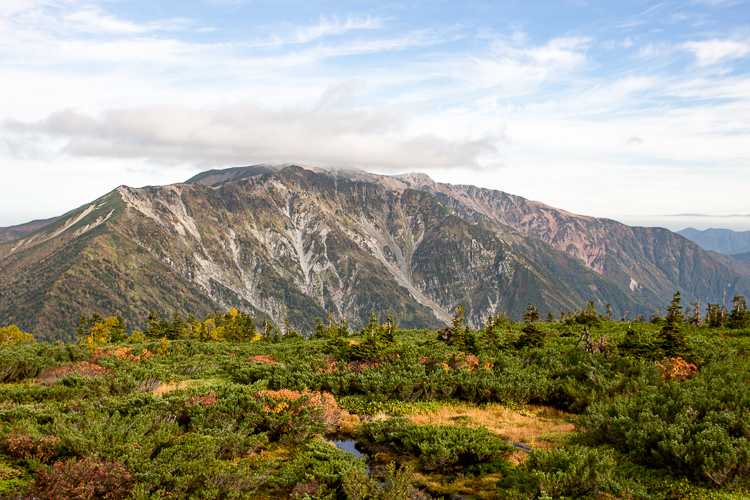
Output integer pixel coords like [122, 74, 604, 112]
[1, 0, 749, 231]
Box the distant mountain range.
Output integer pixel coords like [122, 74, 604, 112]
[2, 165, 750, 342]
[678, 227, 750, 255]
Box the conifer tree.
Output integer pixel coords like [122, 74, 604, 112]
[728, 295, 750, 329]
[706, 303, 723, 327]
[314, 318, 327, 339]
[242, 314, 257, 341]
[517, 303, 546, 349]
[687, 301, 702, 326]
[145, 310, 167, 339]
[659, 292, 691, 358]
[336, 317, 350, 338]
[261, 317, 274, 340]
[523, 303, 540, 323]
[166, 311, 187, 340]
[363, 310, 380, 337]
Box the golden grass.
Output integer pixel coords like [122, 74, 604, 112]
[337, 412, 362, 435]
[415, 470, 502, 499]
[408, 402, 575, 451]
[152, 382, 178, 395]
[151, 377, 227, 395]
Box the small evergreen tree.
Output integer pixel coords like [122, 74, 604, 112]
[239, 313, 258, 341]
[363, 310, 380, 337]
[165, 311, 187, 340]
[314, 317, 327, 339]
[261, 317, 274, 340]
[451, 304, 467, 334]
[618, 323, 657, 360]
[523, 303, 540, 323]
[659, 292, 691, 358]
[728, 295, 750, 329]
[687, 300, 702, 327]
[516, 303, 545, 349]
[705, 303, 724, 328]
[145, 310, 167, 340]
[335, 317, 350, 338]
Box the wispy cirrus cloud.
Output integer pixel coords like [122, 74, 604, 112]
[683, 37, 750, 66]
[469, 36, 591, 93]
[1, 0, 190, 36]
[295, 14, 383, 43]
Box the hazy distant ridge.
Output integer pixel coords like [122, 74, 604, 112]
[678, 228, 750, 255]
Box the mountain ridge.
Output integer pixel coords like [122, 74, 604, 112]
[2, 165, 749, 342]
[678, 227, 750, 255]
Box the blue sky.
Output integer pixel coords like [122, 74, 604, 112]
[1, 0, 749, 230]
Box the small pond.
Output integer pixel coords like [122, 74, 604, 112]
[326, 433, 368, 461]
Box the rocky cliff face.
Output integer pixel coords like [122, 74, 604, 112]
[1, 165, 746, 341]
[343, 171, 750, 310]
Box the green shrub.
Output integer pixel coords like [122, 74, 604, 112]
[277, 439, 367, 495]
[359, 418, 512, 471]
[336, 395, 441, 416]
[342, 462, 417, 500]
[501, 445, 622, 499]
[576, 360, 750, 488]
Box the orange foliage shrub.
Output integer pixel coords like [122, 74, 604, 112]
[259, 389, 343, 427]
[93, 347, 154, 362]
[247, 355, 285, 367]
[655, 357, 698, 382]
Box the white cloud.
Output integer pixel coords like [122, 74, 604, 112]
[471, 36, 590, 92]
[1, 1, 190, 36]
[683, 38, 750, 66]
[3, 103, 497, 170]
[295, 14, 382, 43]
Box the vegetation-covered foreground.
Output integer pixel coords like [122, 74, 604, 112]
[1, 296, 749, 499]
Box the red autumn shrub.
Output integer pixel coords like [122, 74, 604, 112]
[33, 457, 133, 500]
[37, 363, 109, 386]
[186, 391, 218, 407]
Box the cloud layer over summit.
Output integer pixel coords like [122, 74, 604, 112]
[1, 0, 749, 230]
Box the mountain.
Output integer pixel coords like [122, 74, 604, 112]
[678, 227, 750, 255]
[324, 170, 750, 309]
[0, 216, 61, 244]
[2, 165, 749, 342]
